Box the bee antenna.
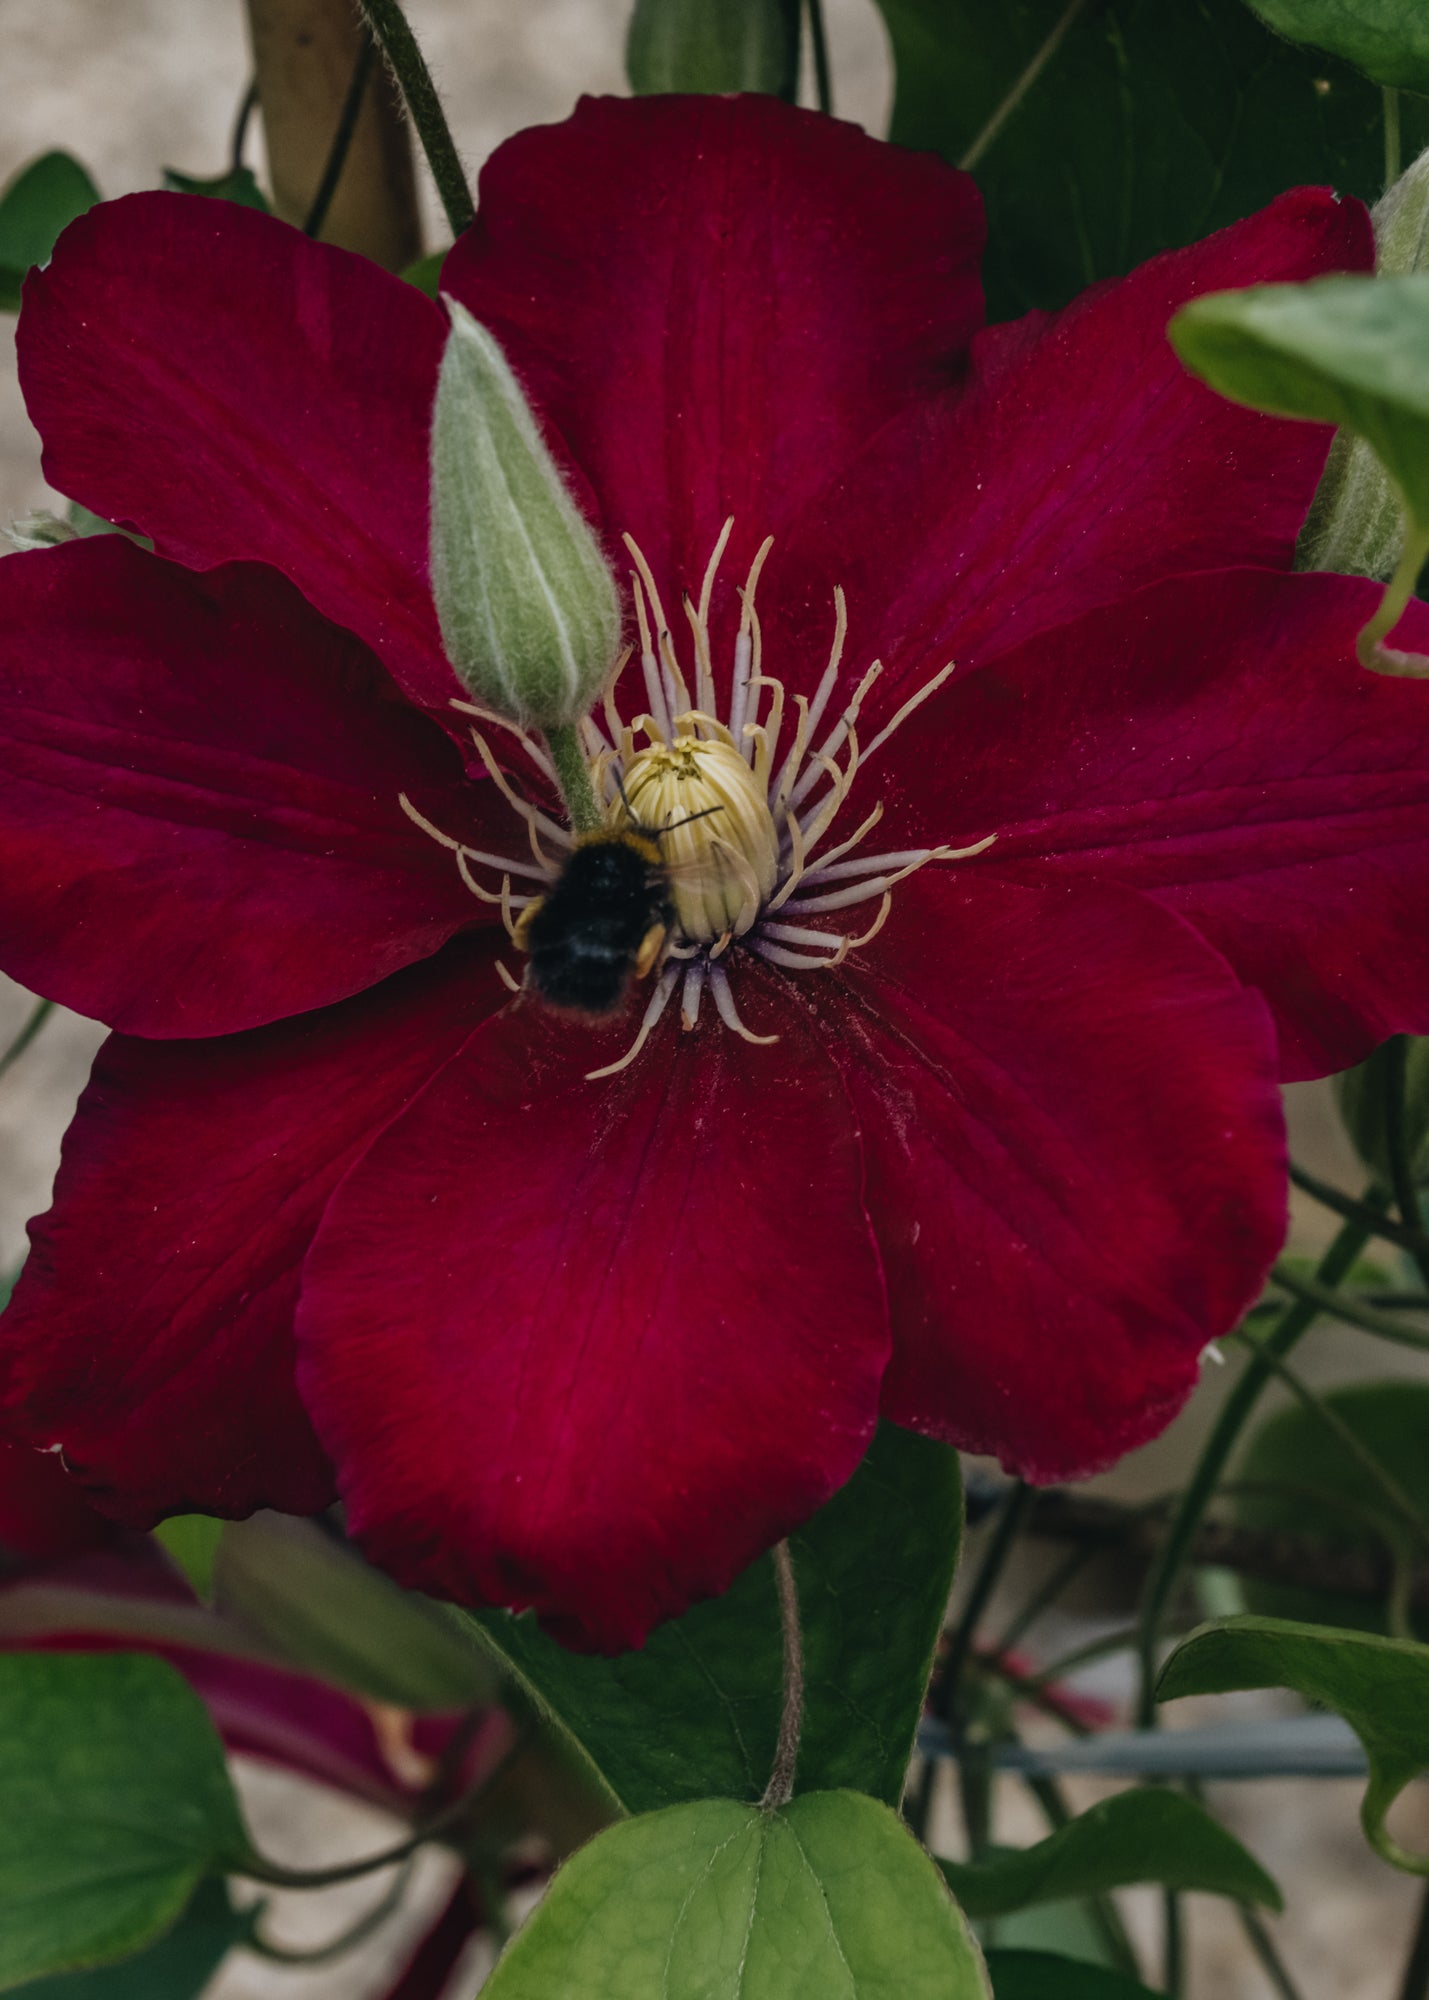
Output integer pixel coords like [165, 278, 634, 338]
[661, 804, 726, 834]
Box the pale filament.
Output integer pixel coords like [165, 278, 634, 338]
[398, 518, 993, 1076]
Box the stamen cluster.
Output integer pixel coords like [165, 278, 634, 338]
[402, 520, 994, 1075]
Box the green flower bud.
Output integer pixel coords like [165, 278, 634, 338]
[1297, 145, 1429, 581]
[429, 300, 621, 728]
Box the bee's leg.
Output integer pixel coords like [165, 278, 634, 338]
[511, 897, 545, 953]
[635, 922, 668, 979]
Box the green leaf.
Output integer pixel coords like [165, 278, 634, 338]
[1242, 0, 1429, 92]
[402, 248, 446, 296]
[939, 1789, 1279, 1916]
[626, 0, 800, 95]
[1170, 273, 1429, 529]
[1336, 1037, 1429, 1186]
[151, 1518, 223, 1602]
[484, 1790, 991, 1998]
[1232, 1380, 1429, 1636]
[1158, 1614, 1429, 1871]
[876, 0, 1428, 319]
[0, 152, 100, 310]
[0, 1653, 253, 1987]
[985, 1951, 1164, 1999]
[460, 1423, 961, 1812]
[16, 1881, 253, 2000]
[160, 167, 269, 212]
[212, 1510, 498, 1711]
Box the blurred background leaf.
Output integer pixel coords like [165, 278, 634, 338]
[0, 151, 99, 311]
[875, 0, 1429, 319]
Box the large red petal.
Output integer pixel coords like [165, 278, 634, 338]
[298, 980, 888, 1652]
[826, 874, 1286, 1482]
[0, 937, 505, 1523]
[18, 194, 457, 710]
[761, 188, 1373, 714]
[893, 570, 1429, 1081]
[0, 1445, 114, 1557]
[444, 92, 984, 686]
[0, 539, 496, 1037]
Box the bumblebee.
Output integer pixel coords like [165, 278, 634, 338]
[513, 825, 673, 1015]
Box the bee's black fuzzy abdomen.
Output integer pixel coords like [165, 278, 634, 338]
[525, 836, 670, 1015]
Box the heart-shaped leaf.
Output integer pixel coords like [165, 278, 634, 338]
[985, 1952, 1165, 1999]
[1242, 0, 1429, 92]
[483, 1790, 991, 1998]
[625, 0, 800, 95]
[1158, 1615, 1429, 1872]
[1336, 1037, 1429, 1189]
[0, 152, 99, 312]
[0, 1653, 252, 1988]
[1232, 1379, 1429, 1637]
[1171, 274, 1429, 529]
[16, 1881, 253, 1999]
[939, 1788, 1279, 1915]
[460, 1422, 961, 1812]
[159, 168, 269, 213]
[213, 1510, 498, 1710]
[873, 0, 1425, 318]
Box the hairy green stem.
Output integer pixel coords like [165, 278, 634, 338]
[1240, 1905, 1303, 1998]
[0, 998, 53, 1082]
[249, 1858, 415, 1963]
[806, 0, 832, 113]
[1162, 1886, 1186, 1998]
[1135, 1204, 1386, 1727]
[1399, 1880, 1429, 2000]
[1357, 520, 1429, 673]
[940, 1481, 1034, 1709]
[303, 35, 376, 237]
[1269, 1263, 1429, 1352]
[959, 0, 1089, 171]
[230, 77, 260, 173]
[1231, 1333, 1429, 1554]
[1385, 1037, 1429, 1289]
[1386, 86, 1403, 190]
[239, 1790, 471, 1889]
[542, 723, 602, 834]
[1290, 1164, 1429, 1261]
[356, 0, 474, 238]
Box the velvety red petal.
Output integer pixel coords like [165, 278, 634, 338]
[826, 874, 1286, 1482]
[444, 92, 984, 684]
[894, 570, 1429, 1081]
[0, 937, 506, 1522]
[297, 980, 888, 1652]
[761, 188, 1373, 714]
[0, 1445, 114, 1557]
[0, 538, 497, 1037]
[18, 194, 457, 710]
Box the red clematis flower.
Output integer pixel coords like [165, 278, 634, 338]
[1, 95, 1428, 1652]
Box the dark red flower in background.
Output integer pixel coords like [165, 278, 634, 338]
[1, 95, 1427, 1651]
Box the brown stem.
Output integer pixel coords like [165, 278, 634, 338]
[1028, 1487, 1429, 1614]
[243, 0, 421, 270]
[760, 1541, 804, 1812]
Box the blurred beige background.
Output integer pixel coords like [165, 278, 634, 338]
[1, 4, 1425, 1993]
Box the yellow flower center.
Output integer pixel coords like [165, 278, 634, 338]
[619, 734, 779, 943]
